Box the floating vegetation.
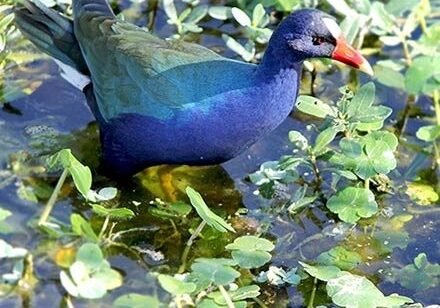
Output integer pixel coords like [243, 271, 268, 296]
[0, 0, 439, 307]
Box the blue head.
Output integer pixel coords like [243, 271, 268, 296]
[261, 9, 373, 75]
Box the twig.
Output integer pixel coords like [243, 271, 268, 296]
[218, 285, 235, 308]
[364, 178, 370, 190]
[178, 220, 207, 273]
[307, 278, 318, 308]
[98, 216, 110, 240]
[433, 90, 440, 125]
[38, 168, 68, 225]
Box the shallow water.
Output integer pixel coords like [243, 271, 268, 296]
[1, 0, 440, 307]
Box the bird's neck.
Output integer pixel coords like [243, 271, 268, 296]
[256, 39, 303, 81]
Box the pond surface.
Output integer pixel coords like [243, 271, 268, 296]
[1, 0, 440, 307]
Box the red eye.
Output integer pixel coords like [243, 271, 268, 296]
[312, 36, 326, 45]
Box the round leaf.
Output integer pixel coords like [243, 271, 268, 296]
[327, 187, 378, 224]
[225, 235, 274, 252]
[158, 274, 197, 295]
[231, 250, 272, 269]
[114, 294, 160, 308]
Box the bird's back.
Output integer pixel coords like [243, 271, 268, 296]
[72, 1, 257, 122]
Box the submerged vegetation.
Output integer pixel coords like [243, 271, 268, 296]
[1, 0, 440, 307]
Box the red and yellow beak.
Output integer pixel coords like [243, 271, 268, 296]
[331, 38, 374, 76]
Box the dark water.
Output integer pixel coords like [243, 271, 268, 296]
[1, 1, 440, 307]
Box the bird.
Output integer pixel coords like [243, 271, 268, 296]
[14, 0, 373, 177]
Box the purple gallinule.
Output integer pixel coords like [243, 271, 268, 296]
[15, 0, 373, 177]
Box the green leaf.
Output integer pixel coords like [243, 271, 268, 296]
[252, 4, 266, 27]
[191, 258, 240, 286]
[385, 0, 419, 16]
[186, 5, 208, 23]
[341, 16, 360, 44]
[17, 183, 38, 203]
[347, 82, 375, 119]
[327, 272, 413, 308]
[87, 187, 118, 202]
[207, 285, 258, 303]
[392, 253, 440, 291]
[61, 243, 122, 299]
[226, 235, 274, 268]
[208, 285, 260, 305]
[288, 130, 308, 150]
[230, 250, 272, 269]
[0, 207, 12, 222]
[222, 34, 255, 62]
[158, 274, 197, 295]
[406, 182, 439, 206]
[114, 294, 160, 308]
[149, 201, 192, 218]
[186, 187, 235, 233]
[414, 253, 428, 270]
[69, 159, 92, 198]
[317, 247, 362, 270]
[198, 299, 247, 308]
[163, 0, 178, 22]
[313, 126, 342, 156]
[416, 125, 440, 142]
[0, 239, 28, 258]
[370, 2, 395, 30]
[418, 24, 440, 53]
[339, 138, 362, 157]
[295, 95, 335, 118]
[225, 235, 274, 252]
[231, 7, 251, 27]
[76, 243, 104, 268]
[353, 106, 392, 123]
[364, 138, 396, 175]
[405, 56, 440, 94]
[275, 0, 299, 11]
[256, 266, 301, 285]
[228, 285, 260, 301]
[326, 187, 378, 224]
[374, 64, 405, 90]
[208, 6, 232, 20]
[299, 262, 341, 281]
[47, 149, 92, 198]
[334, 132, 398, 179]
[70, 213, 98, 241]
[91, 204, 135, 219]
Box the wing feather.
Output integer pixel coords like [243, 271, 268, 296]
[75, 18, 255, 121]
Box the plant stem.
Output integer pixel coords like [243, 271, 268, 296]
[401, 38, 412, 66]
[98, 215, 110, 240]
[175, 296, 183, 308]
[433, 90, 440, 125]
[218, 285, 235, 308]
[147, 0, 159, 31]
[253, 297, 268, 308]
[38, 168, 68, 226]
[307, 278, 318, 308]
[418, 14, 428, 35]
[310, 155, 323, 191]
[364, 178, 370, 190]
[433, 142, 440, 168]
[178, 220, 207, 273]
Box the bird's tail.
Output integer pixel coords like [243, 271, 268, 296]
[14, 0, 89, 74]
[72, 0, 114, 18]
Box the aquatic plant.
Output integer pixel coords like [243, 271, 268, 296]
[1, 0, 440, 306]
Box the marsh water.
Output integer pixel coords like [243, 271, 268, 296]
[1, 0, 440, 307]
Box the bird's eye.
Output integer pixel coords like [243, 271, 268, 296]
[312, 36, 327, 45]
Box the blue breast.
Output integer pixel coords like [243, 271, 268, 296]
[98, 68, 300, 176]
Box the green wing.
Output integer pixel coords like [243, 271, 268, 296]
[74, 16, 255, 121]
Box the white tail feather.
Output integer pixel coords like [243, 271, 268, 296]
[53, 58, 90, 90]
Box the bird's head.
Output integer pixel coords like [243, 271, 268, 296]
[276, 9, 373, 75]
